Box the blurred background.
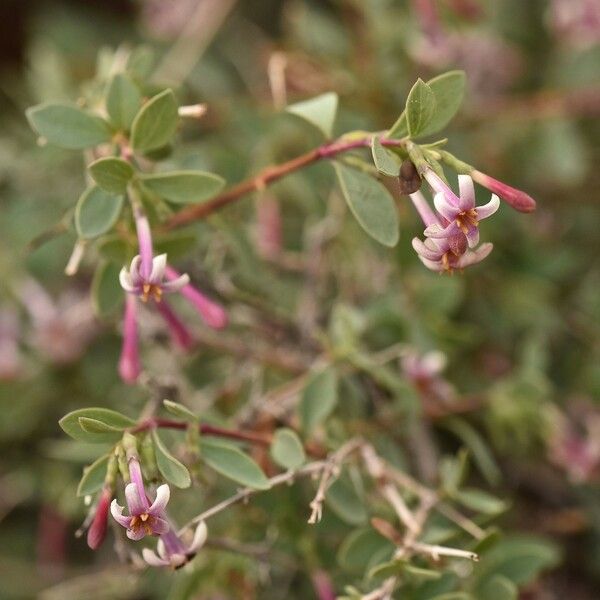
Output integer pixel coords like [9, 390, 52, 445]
[0, 0, 599, 598]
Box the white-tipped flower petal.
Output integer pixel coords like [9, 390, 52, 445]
[188, 521, 208, 553]
[148, 484, 171, 515]
[476, 194, 500, 220]
[142, 548, 169, 567]
[458, 174, 476, 211]
[110, 499, 132, 528]
[148, 254, 168, 284]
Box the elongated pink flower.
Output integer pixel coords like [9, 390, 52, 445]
[470, 170, 537, 213]
[117, 204, 227, 381]
[423, 172, 499, 248]
[142, 521, 208, 568]
[111, 456, 170, 540]
[119, 294, 141, 383]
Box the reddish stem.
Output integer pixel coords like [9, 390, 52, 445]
[163, 136, 406, 229]
[132, 417, 272, 446]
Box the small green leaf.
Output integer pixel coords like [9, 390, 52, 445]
[131, 89, 178, 153]
[77, 454, 110, 497]
[479, 575, 518, 600]
[105, 73, 142, 131]
[201, 440, 270, 490]
[59, 408, 135, 443]
[325, 474, 367, 525]
[153, 230, 198, 258]
[300, 367, 338, 433]
[88, 157, 135, 194]
[97, 236, 131, 264]
[140, 171, 225, 204]
[334, 163, 399, 247]
[75, 186, 124, 239]
[371, 136, 402, 176]
[419, 70, 466, 137]
[455, 488, 508, 515]
[270, 428, 305, 470]
[405, 79, 436, 138]
[286, 92, 338, 137]
[91, 261, 124, 318]
[162, 399, 197, 422]
[78, 417, 123, 434]
[152, 430, 191, 488]
[26, 103, 112, 149]
[388, 71, 466, 139]
[338, 527, 394, 572]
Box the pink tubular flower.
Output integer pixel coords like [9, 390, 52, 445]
[470, 170, 537, 213]
[165, 266, 228, 329]
[423, 172, 500, 248]
[119, 294, 141, 384]
[110, 456, 170, 540]
[87, 487, 111, 550]
[142, 521, 208, 568]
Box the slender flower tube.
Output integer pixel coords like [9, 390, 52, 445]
[165, 266, 227, 330]
[111, 455, 170, 540]
[155, 301, 195, 350]
[87, 487, 111, 550]
[409, 190, 440, 228]
[423, 173, 500, 248]
[471, 170, 537, 213]
[142, 521, 208, 568]
[119, 294, 141, 384]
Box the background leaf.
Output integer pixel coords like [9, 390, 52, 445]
[334, 163, 399, 247]
[26, 103, 112, 149]
[76, 454, 109, 497]
[130, 89, 178, 153]
[105, 73, 142, 131]
[152, 430, 191, 488]
[270, 428, 305, 470]
[140, 171, 225, 204]
[88, 157, 134, 194]
[286, 92, 338, 137]
[300, 367, 338, 433]
[75, 186, 123, 239]
[201, 440, 270, 489]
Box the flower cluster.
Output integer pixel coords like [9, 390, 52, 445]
[410, 170, 499, 273]
[102, 441, 207, 569]
[118, 205, 227, 383]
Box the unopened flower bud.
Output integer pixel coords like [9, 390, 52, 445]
[87, 487, 111, 550]
[471, 170, 536, 213]
[398, 160, 422, 195]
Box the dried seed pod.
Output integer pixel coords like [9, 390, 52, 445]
[398, 160, 422, 195]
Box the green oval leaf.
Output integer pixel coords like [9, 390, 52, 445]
[300, 367, 338, 433]
[91, 261, 124, 318]
[371, 136, 402, 177]
[140, 171, 225, 204]
[405, 78, 436, 138]
[338, 527, 394, 572]
[270, 428, 306, 470]
[88, 157, 135, 194]
[455, 488, 508, 515]
[131, 89, 178, 153]
[201, 440, 270, 490]
[77, 454, 110, 497]
[286, 92, 338, 137]
[325, 473, 367, 525]
[419, 70, 466, 138]
[479, 575, 518, 600]
[152, 430, 191, 488]
[59, 408, 135, 443]
[162, 399, 197, 422]
[334, 163, 399, 247]
[26, 103, 112, 149]
[78, 417, 123, 435]
[105, 73, 142, 131]
[75, 186, 124, 239]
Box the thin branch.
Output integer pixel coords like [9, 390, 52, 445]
[164, 137, 406, 229]
[307, 438, 363, 524]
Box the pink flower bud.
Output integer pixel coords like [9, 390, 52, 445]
[118, 295, 141, 384]
[87, 488, 111, 550]
[471, 170, 536, 213]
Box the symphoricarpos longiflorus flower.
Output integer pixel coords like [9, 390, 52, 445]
[142, 521, 208, 569]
